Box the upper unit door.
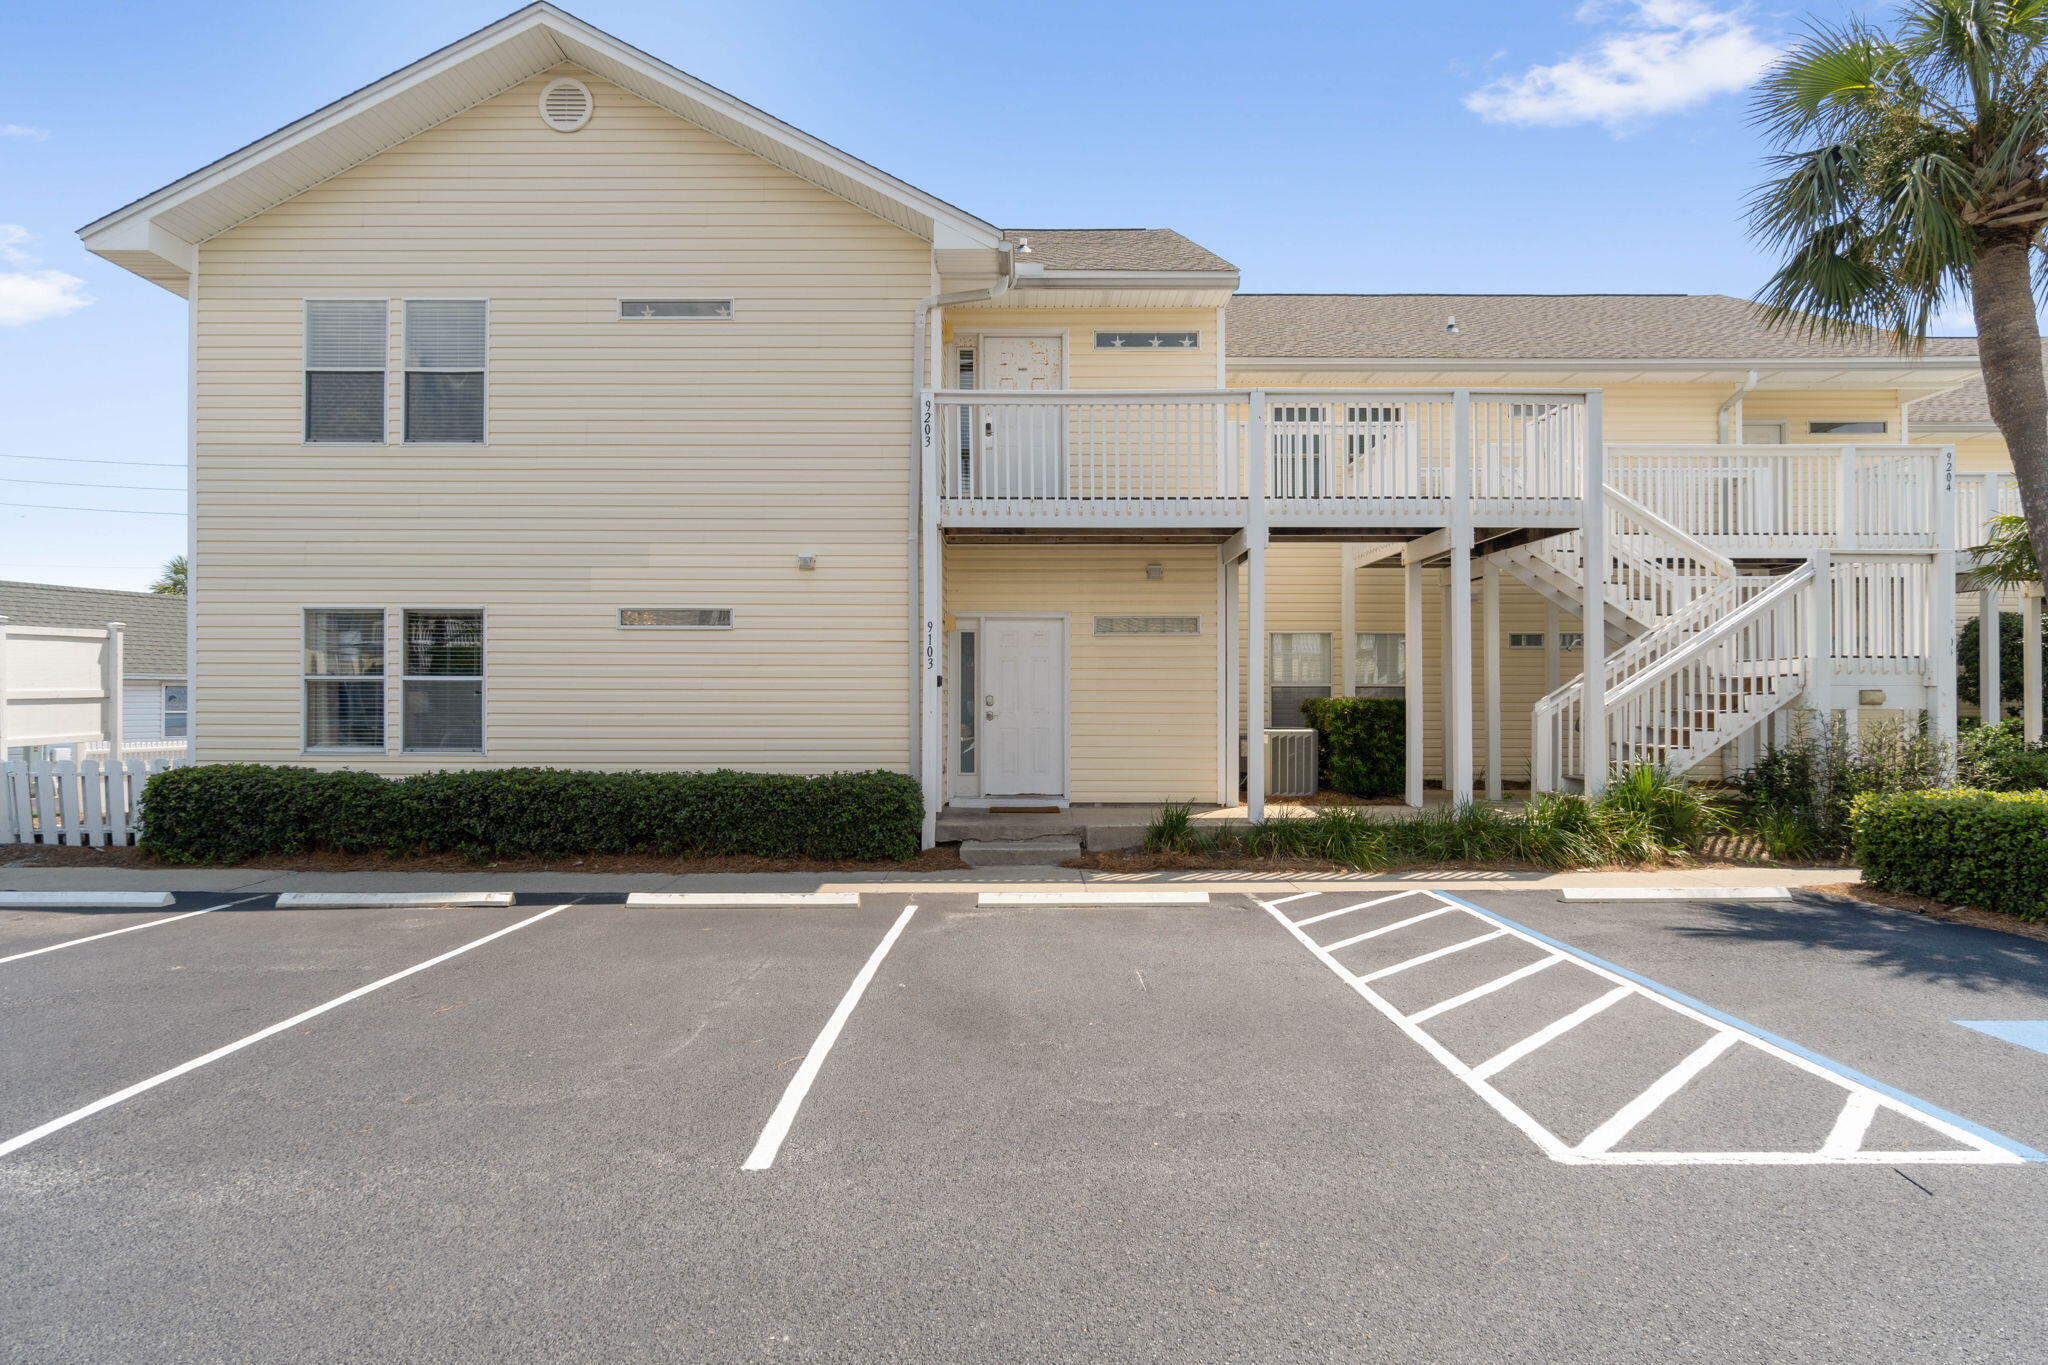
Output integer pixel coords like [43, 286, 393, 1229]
[978, 335, 1066, 498]
[979, 616, 1065, 798]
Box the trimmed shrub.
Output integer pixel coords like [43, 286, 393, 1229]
[138, 765, 924, 865]
[1299, 697, 1404, 798]
[1851, 788, 2048, 920]
[1956, 718, 2048, 792]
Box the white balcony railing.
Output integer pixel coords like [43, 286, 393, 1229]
[1606, 445, 1949, 551]
[927, 389, 1590, 527]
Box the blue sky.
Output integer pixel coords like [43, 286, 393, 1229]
[3, 0, 1912, 589]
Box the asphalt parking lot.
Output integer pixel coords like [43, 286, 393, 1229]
[6, 886, 2048, 1363]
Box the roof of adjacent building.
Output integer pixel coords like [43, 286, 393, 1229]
[0, 582, 186, 677]
[1906, 341, 2048, 426]
[1003, 229, 1237, 273]
[1224, 293, 1981, 362]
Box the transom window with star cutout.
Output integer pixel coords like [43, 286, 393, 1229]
[1094, 331, 1199, 350]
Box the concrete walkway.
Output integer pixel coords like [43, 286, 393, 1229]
[0, 864, 1858, 897]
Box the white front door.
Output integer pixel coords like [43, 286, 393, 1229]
[980, 615, 1065, 798]
[977, 335, 1065, 497]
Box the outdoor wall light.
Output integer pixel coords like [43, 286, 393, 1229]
[1145, 562, 1164, 581]
[797, 554, 817, 571]
[1858, 689, 1886, 706]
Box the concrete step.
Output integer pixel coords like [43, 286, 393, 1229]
[959, 838, 1084, 868]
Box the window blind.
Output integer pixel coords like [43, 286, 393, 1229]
[304, 609, 385, 749]
[304, 301, 386, 443]
[403, 610, 483, 752]
[404, 300, 486, 443]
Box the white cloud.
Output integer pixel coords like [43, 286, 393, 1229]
[0, 225, 90, 325]
[1465, 1, 1778, 131]
[0, 124, 50, 141]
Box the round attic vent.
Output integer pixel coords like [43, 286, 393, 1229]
[539, 78, 593, 132]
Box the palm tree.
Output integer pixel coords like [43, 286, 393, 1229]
[1750, 1, 2048, 572]
[150, 553, 187, 596]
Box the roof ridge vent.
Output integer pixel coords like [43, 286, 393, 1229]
[539, 77, 593, 132]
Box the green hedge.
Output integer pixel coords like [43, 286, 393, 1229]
[1850, 788, 2048, 920]
[1299, 697, 1404, 798]
[138, 765, 925, 865]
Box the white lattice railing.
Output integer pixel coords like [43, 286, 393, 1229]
[1534, 567, 1814, 786]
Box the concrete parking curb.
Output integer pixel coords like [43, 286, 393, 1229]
[273, 892, 516, 909]
[0, 891, 175, 908]
[1560, 887, 1794, 902]
[624, 893, 862, 907]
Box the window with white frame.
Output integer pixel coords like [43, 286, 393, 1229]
[1509, 633, 1546, 649]
[403, 611, 484, 752]
[1353, 632, 1405, 688]
[404, 300, 487, 444]
[304, 610, 386, 750]
[1809, 420, 1889, 436]
[619, 299, 733, 320]
[1094, 331, 1198, 349]
[1269, 632, 1333, 728]
[161, 683, 189, 739]
[617, 608, 733, 629]
[304, 300, 387, 443]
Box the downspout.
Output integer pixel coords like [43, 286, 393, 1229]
[1716, 370, 1760, 443]
[906, 244, 1019, 810]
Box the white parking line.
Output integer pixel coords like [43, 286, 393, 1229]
[1293, 890, 1430, 928]
[0, 897, 259, 966]
[743, 903, 917, 1171]
[0, 902, 574, 1161]
[1322, 905, 1455, 952]
[1259, 889, 2041, 1166]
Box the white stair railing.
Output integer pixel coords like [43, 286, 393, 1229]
[1533, 567, 1814, 786]
[1505, 487, 1735, 634]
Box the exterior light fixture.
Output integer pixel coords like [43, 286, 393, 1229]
[1145, 562, 1164, 581]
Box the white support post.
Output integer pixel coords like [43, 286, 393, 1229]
[1580, 391, 1608, 796]
[0, 614, 10, 758]
[1807, 549, 1835, 726]
[2027, 588, 2043, 745]
[1980, 587, 2003, 724]
[1930, 447, 1958, 768]
[1246, 390, 1269, 823]
[917, 391, 943, 848]
[1838, 446, 1859, 553]
[1543, 602, 1561, 694]
[1482, 559, 1501, 802]
[1338, 544, 1357, 698]
[1445, 391, 1475, 806]
[1219, 549, 1240, 805]
[103, 622, 126, 762]
[1404, 559, 1425, 808]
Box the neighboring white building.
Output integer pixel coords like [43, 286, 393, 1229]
[0, 581, 188, 748]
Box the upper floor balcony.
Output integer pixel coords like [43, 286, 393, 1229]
[923, 388, 1591, 533]
[921, 387, 1958, 555]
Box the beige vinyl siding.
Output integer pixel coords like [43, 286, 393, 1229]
[193, 67, 929, 771]
[1916, 430, 2009, 473]
[1739, 391, 1903, 441]
[945, 545, 1217, 803]
[943, 308, 1219, 390]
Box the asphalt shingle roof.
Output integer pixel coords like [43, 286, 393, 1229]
[0, 581, 185, 677]
[1003, 228, 1236, 273]
[1225, 293, 1981, 362]
[1906, 340, 2048, 426]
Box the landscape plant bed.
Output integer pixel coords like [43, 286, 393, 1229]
[1068, 849, 1801, 875]
[1805, 882, 2048, 948]
[0, 843, 968, 875]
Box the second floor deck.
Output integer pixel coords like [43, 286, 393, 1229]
[922, 387, 1958, 554]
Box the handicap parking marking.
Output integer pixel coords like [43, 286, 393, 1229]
[1258, 889, 2046, 1167]
[1956, 1021, 2048, 1057]
[0, 902, 577, 1161]
[0, 895, 266, 966]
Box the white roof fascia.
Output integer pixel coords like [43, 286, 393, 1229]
[1226, 355, 1979, 371]
[1016, 270, 1241, 291]
[80, 3, 999, 290]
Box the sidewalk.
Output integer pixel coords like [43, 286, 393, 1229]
[0, 864, 1860, 897]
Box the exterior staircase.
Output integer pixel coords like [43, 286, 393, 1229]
[1506, 489, 1814, 786]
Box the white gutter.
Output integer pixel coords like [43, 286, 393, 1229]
[1716, 369, 1759, 444]
[905, 247, 1022, 801]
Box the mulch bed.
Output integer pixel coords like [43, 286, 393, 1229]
[1804, 882, 2048, 947]
[0, 843, 969, 875]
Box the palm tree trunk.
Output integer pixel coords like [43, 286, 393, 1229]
[1972, 236, 2048, 576]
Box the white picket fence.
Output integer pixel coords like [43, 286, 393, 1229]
[1, 754, 190, 846]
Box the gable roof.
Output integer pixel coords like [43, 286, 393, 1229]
[1226, 293, 1981, 363]
[80, 3, 1000, 294]
[1003, 229, 1236, 274]
[0, 582, 186, 677]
